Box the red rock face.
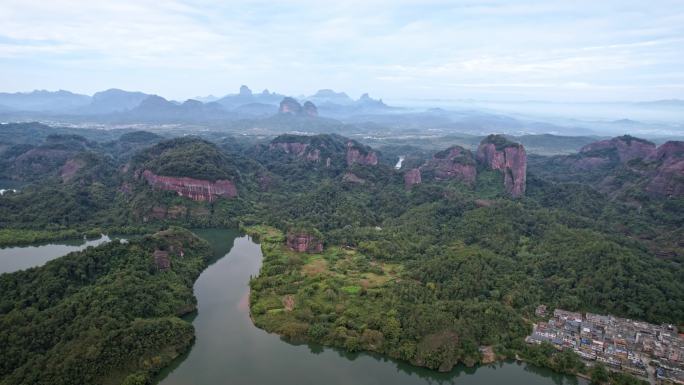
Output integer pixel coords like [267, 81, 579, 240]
[502, 146, 527, 198]
[476, 143, 527, 197]
[278, 97, 318, 117]
[279, 97, 303, 114]
[645, 141, 684, 197]
[303, 101, 318, 117]
[269, 142, 321, 162]
[426, 146, 477, 184]
[647, 140, 684, 162]
[59, 158, 85, 181]
[306, 149, 321, 162]
[152, 249, 171, 271]
[142, 170, 237, 202]
[346, 142, 378, 166]
[580, 137, 656, 163]
[269, 142, 308, 156]
[404, 168, 422, 188]
[286, 233, 323, 253]
[476, 143, 505, 170]
[343, 172, 366, 184]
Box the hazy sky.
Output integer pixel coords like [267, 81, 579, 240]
[1, 0, 683, 102]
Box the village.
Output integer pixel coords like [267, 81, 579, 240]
[526, 307, 684, 385]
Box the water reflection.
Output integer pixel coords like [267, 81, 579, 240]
[0, 234, 117, 274]
[158, 229, 588, 385]
[288, 338, 582, 385]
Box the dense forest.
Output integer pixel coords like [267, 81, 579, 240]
[0, 125, 682, 384]
[0, 228, 210, 385]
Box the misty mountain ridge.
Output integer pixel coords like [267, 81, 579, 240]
[0, 87, 682, 139]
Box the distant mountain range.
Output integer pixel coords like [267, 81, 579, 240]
[0, 90, 91, 112]
[635, 99, 684, 107]
[0, 86, 392, 122]
[0, 88, 681, 139]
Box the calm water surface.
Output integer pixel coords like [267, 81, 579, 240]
[0, 235, 113, 274]
[158, 228, 587, 385]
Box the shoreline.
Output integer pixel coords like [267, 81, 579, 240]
[246, 227, 594, 382]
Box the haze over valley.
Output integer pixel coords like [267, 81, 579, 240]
[1, 2, 683, 385]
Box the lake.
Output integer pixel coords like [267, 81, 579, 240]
[0, 234, 113, 274]
[157, 228, 587, 385]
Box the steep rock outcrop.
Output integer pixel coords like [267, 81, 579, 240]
[343, 172, 366, 184]
[476, 135, 527, 197]
[346, 141, 378, 166]
[279, 97, 318, 117]
[268, 142, 321, 162]
[645, 141, 684, 197]
[59, 158, 85, 181]
[580, 135, 656, 163]
[265, 134, 356, 170]
[286, 232, 323, 253]
[425, 146, 477, 184]
[404, 168, 422, 188]
[530, 136, 683, 199]
[279, 97, 302, 115]
[142, 170, 237, 202]
[269, 142, 309, 157]
[152, 249, 171, 271]
[303, 101, 318, 117]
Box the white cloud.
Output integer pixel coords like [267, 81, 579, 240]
[0, 0, 682, 101]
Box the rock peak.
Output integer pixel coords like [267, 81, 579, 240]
[580, 135, 656, 163]
[142, 170, 237, 202]
[425, 145, 477, 184]
[346, 141, 378, 166]
[302, 101, 318, 117]
[477, 136, 527, 197]
[239, 85, 252, 97]
[645, 140, 684, 197]
[278, 97, 318, 117]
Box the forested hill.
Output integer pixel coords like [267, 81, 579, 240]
[130, 137, 242, 182]
[0, 228, 210, 385]
[0, 128, 682, 381]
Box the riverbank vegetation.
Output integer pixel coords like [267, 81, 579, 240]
[248, 226, 653, 384]
[0, 226, 150, 247]
[0, 227, 210, 385]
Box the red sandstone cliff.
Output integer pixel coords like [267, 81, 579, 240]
[279, 97, 318, 117]
[559, 136, 682, 198]
[142, 170, 237, 202]
[343, 172, 366, 184]
[425, 146, 477, 185]
[580, 136, 656, 163]
[645, 141, 684, 197]
[279, 97, 303, 115]
[476, 135, 527, 198]
[269, 142, 308, 156]
[59, 158, 85, 181]
[286, 232, 323, 253]
[303, 101, 318, 117]
[346, 141, 378, 166]
[404, 168, 422, 188]
[268, 142, 321, 162]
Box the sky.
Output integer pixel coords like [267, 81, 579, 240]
[0, 0, 683, 102]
